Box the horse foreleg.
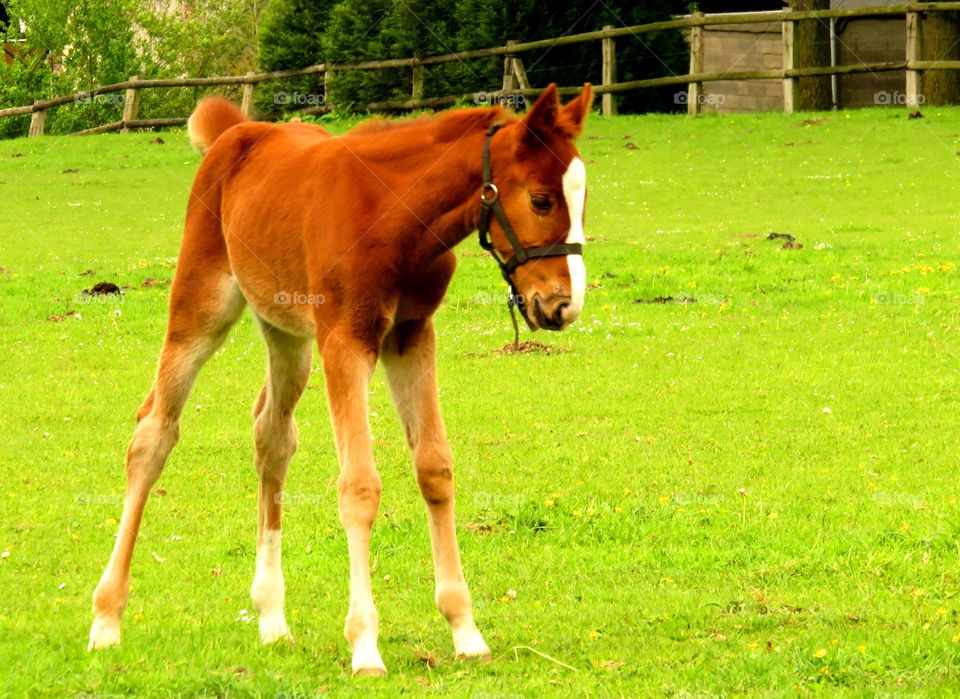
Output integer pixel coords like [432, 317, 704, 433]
[322, 330, 386, 675]
[382, 319, 490, 660]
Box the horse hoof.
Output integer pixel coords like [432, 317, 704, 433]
[88, 616, 121, 651]
[259, 613, 293, 645]
[353, 666, 388, 678]
[454, 629, 491, 661]
[456, 650, 493, 663]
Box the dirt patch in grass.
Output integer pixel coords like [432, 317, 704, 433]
[82, 281, 122, 296]
[48, 310, 79, 323]
[493, 341, 566, 356]
[634, 296, 697, 305]
[766, 232, 795, 242]
[142, 277, 170, 288]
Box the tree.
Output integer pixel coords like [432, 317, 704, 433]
[451, 0, 690, 113]
[256, 0, 336, 115]
[378, 0, 459, 99]
[1, 0, 140, 135]
[321, 0, 398, 107]
[791, 0, 831, 111]
[136, 0, 269, 119]
[0, 0, 268, 135]
[921, 11, 960, 106]
[258, 0, 689, 114]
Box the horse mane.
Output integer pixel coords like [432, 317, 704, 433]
[346, 114, 434, 137]
[344, 106, 513, 144]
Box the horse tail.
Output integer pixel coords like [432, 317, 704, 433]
[187, 97, 247, 154]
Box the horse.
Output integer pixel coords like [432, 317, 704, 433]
[87, 82, 593, 676]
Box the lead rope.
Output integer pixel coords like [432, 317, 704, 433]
[508, 295, 521, 349]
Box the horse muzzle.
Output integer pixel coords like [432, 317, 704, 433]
[530, 293, 580, 331]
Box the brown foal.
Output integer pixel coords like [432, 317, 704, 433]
[88, 83, 593, 675]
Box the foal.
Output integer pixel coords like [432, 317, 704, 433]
[88, 83, 593, 675]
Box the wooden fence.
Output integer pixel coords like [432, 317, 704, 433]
[2, 2, 959, 137]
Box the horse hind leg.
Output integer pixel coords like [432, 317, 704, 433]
[88, 266, 245, 650]
[249, 320, 312, 645]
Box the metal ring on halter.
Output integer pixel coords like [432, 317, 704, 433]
[480, 182, 499, 204]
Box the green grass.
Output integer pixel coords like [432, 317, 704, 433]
[2, 106, 960, 696]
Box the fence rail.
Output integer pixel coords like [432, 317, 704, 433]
[3, 2, 959, 136]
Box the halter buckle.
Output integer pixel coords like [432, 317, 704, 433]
[480, 182, 499, 205]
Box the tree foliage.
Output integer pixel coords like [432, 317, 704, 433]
[0, 0, 267, 136]
[259, 0, 690, 113]
[256, 0, 335, 114]
[1, 0, 139, 136]
[0, 0, 694, 138]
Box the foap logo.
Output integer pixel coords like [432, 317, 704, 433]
[273, 291, 326, 307]
[674, 91, 725, 107]
[473, 491, 526, 508]
[875, 90, 924, 106]
[74, 289, 126, 305]
[475, 92, 526, 110]
[273, 492, 323, 506]
[273, 91, 325, 107]
[75, 493, 125, 506]
[872, 291, 924, 306]
[872, 491, 924, 508]
[671, 492, 723, 507]
[473, 290, 524, 306]
[74, 92, 125, 106]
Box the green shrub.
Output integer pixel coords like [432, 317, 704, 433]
[0, 0, 266, 137]
[256, 0, 690, 114]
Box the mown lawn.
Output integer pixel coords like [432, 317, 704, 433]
[1, 105, 960, 696]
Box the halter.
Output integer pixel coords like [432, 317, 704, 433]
[477, 123, 584, 337]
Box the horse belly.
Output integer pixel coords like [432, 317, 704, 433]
[221, 207, 317, 338]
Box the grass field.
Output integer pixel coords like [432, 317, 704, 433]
[2, 106, 960, 696]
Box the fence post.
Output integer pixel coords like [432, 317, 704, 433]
[905, 1, 921, 107]
[601, 25, 617, 116]
[512, 54, 530, 90]
[782, 10, 796, 113]
[412, 61, 424, 102]
[687, 12, 704, 115]
[121, 75, 140, 132]
[503, 40, 518, 92]
[28, 102, 45, 137]
[241, 72, 256, 118]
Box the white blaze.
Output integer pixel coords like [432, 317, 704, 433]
[561, 157, 587, 320]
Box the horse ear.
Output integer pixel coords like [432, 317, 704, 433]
[558, 83, 594, 138]
[523, 84, 560, 134]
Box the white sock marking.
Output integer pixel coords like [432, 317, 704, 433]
[251, 529, 290, 643]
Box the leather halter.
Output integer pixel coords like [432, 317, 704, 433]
[477, 123, 583, 331]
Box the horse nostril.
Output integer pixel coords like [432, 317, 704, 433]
[553, 301, 571, 327]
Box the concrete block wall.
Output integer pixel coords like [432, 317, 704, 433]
[701, 22, 784, 113]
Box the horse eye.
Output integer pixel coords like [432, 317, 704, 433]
[530, 193, 552, 214]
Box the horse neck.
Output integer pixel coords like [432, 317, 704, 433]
[411, 132, 488, 255]
[371, 112, 508, 263]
